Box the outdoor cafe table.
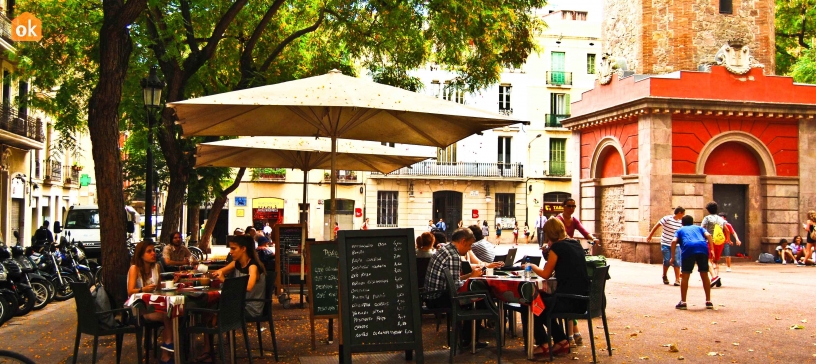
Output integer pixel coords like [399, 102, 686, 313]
[125, 286, 221, 363]
[459, 276, 556, 360]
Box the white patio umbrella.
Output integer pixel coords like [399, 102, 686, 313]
[169, 69, 527, 238]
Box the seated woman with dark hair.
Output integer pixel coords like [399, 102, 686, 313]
[523, 218, 590, 356]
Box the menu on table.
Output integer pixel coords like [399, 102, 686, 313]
[338, 229, 423, 363]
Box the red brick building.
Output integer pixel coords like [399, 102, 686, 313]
[563, 65, 816, 262]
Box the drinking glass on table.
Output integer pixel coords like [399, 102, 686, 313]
[187, 255, 199, 272]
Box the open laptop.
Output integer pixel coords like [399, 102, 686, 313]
[515, 255, 542, 266]
[497, 248, 523, 271]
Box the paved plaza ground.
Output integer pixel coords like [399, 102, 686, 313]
[1, 243, 815, 363]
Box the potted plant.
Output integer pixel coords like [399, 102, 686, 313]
[72, 162, 83, 171]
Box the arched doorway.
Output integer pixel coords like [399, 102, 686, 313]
[433, 191, 462, 240]
[703, 141, 763, 257]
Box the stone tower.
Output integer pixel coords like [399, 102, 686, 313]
[602, 0, 775, 74]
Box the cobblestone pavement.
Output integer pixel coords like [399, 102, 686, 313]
[1, 248, 814, 363]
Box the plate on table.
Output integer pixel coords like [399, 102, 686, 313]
[160, 287, 177, 291]
[193, 286, 209, 290]
[484, 275, 499, 278]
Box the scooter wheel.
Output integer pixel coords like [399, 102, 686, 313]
[29, 281, 50, 310]
[52, 276, 76, 301]
[15, 288, 36, 317]
[0, 295, 10, 326]
[0, 292, 18, 321]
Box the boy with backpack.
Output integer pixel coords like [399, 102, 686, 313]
[701, 202, 730, 287]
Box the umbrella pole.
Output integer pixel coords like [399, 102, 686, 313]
[331, 136, 337, 240]
[301, 170, 308, 280]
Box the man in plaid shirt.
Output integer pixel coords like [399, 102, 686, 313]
[423, 228, 489, 348]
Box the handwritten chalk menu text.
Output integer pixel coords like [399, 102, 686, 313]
[307, 241, 339, 317]
[339, 229, 424, 363]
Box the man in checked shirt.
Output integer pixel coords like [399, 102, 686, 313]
[423, 228, 490, 349]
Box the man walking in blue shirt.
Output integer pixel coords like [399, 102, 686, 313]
[670, 215, 713, 310]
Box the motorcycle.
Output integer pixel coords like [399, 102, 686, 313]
[0, 247, 36, 317]
[0, 263, 16, 326]
[27, 243, 75, 301]
[12, 232, 55, 307]
[59, 233, 96, 285]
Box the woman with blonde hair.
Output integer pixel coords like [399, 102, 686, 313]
[803, 211, 816, 265]
[523, 218, 590, 356]
[127, 241, 174, 364]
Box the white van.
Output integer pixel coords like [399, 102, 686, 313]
[60, 205, 141, 255]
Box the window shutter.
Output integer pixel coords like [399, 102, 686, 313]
[565, 93, 571, 115]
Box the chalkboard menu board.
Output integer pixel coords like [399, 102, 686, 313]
[307, 241, 339, 317]
[338, 229, 424, 363]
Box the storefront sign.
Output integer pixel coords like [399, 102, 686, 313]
[541, 203, 564, 214]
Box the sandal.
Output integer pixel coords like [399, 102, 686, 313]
[573, 332, 583, 346]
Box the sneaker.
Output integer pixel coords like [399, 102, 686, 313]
[160, 343, 174, 352]
[710, 276, 720, 287]
[673, 281, 681, 286]
[662, 276, 669, 285]
[705, 301, 714, 309]
[573, 333, 583, 346]
[568, 336, 576, 348]
[676, 301, 687, 310]
[726, 267, 732, 272]
[783, 260, 787, 265]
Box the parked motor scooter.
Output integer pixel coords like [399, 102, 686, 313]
[0, 246, 36, 316]
[26, 242, 75, 301]
[12, 232, 55, 307]
[0, 254, 16, 326]
[58, 232, 95, 285]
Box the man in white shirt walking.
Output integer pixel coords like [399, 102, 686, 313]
[534, 209, 547, 248]
[647, 206, 685, 286]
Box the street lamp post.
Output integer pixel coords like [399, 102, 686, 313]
[141, 66, 165, 243]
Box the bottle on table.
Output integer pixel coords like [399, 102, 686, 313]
[524, 257, 532, 279]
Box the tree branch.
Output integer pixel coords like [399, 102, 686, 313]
[111, 0, 148, 30]
[185, 0, 250, 75]
[241, 0, 286, 71]
[179, 0, 199, 57]
[259, 11, 325, 73]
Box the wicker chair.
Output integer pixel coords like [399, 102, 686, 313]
[184, 275, 252, 364]
[244, 272, 279, 361]
[70, 282, 143, 364]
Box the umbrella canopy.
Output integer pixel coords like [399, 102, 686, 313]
[194, 137, 436, 174]
[170, 70, 527, 147]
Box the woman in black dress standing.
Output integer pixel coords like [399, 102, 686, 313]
[524, 217, 590, 356]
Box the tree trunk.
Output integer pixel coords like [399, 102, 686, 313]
[158, 167, 189, 245]
[187, 202, 200, 240]
[91, 0, 147, 303]
[199, 168, 246, 253]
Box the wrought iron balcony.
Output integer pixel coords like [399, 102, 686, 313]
[545, 114, 570, 127]
[46, 161, 62, 183]
[372, 161, 524, 178]
[0, 13, 12, 44]
[63, 166, 81, 185]
[323, 170, 358, 183]
[543, 160, 571, 177]
[498, 108, 513, 116]
[0, 104, 44, 143]
[546, 71, 573, 86]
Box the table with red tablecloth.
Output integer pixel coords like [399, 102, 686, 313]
[125, 288, 221, 363]
[458, 276, 556, 359]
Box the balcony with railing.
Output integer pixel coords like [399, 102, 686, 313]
[0, 104, 45, 149]
[545, 114, 570, 128]
[371, 161, 524, 179]
[251, 168, 286, 181]
[323, 170, 359, 183]
[45, 161, 62, 183]
[62, 166, 81, 185]
[543, 160, 571, 177]
[498, 108, 513, 116]
[546, 71, 573, 86]
[0, 13, 12, 45]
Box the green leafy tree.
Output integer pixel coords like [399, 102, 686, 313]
[775, 0, 816, 77]
[15, 0, 547, 261]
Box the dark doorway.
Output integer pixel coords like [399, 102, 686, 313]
[433, 191, 462, 240]
[713, 184, 747, 256]
[199, 207, 229, 246]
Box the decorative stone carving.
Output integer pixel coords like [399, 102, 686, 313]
[0, 146, 11, 172]
[713, 40, 765, 75]
[598, 53, 629, 85]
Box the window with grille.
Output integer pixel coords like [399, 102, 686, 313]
[719, 0, 732, 14]
[495, 193, 515, 218]
[499, 84, 511, 110]
[437, 143, 457, 165]
[587, 54, 596, 74]
[377, 191, 398, 226]
[543, 192, 571, 203]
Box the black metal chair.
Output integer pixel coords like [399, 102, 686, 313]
[416, 257, 450, 333]
[443, 269, 502, 364]
[244, 272, 279, 361]
[116, 275, 163, 360]
[545, 265, 612, 363]
[70, 282, 143, 364]
[184, 275, 253, 364]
